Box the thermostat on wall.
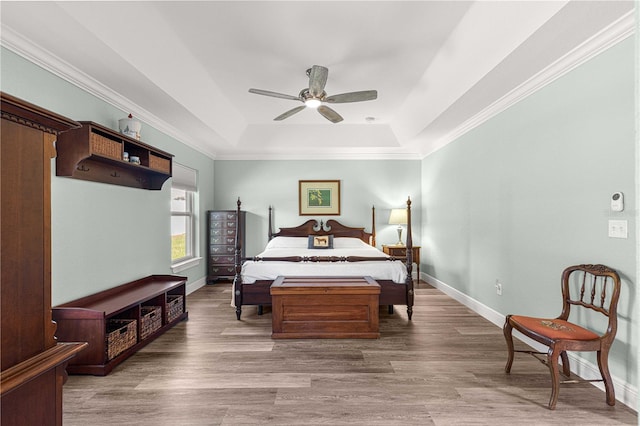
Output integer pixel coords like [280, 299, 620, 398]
[611, 192, 624, 212]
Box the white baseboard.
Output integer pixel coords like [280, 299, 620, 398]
[186, 276, 206, 295]
[422, 272, 638, 411]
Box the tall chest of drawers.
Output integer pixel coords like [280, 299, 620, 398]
[207, 210, 245, 282]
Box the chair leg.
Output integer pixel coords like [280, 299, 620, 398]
[547, 347, 561, 410]
[597, 348, 616, 406]
[560, 351, 570, 377]
[503, 315, 515, 373]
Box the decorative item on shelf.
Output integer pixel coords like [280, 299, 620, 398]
[388, 208, 408, 245]
[129, 156, 140, 165]
[123, 151, 129, 162]
[118, 113, 141, 140]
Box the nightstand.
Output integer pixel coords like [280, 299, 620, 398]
[382, 245, 421, 283]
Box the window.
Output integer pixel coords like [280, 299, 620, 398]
[171, 187, 194, 261]
[171, 163, 199, 271]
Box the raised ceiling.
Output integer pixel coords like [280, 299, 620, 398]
[0, 1, 635, 160]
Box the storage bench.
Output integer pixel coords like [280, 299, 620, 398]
[52, 275, 188, 375]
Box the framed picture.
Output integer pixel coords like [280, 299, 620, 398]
[299, 180, 341, 216]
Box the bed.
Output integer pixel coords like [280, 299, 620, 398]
[232, 197, 415, 320]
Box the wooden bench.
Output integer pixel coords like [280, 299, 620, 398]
[270, 276, 380, 339]
[52, 275, 188, 375]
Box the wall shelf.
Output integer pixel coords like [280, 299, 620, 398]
[56, 121, 173, 190]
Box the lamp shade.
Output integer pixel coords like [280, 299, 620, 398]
[388, 208, 408, 225]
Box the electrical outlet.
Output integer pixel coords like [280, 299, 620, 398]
[496, 280, 502, 296]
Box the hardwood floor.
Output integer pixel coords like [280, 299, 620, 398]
[63, 281, 637, 425]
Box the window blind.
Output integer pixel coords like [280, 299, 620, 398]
[172, 163, 197, 191]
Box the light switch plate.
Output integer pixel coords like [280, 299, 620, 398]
[608, 220, 628, 239]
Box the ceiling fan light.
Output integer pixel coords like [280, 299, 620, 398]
[305, 98, 321, 109]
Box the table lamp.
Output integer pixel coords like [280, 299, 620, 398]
[388, 208, 408, 246]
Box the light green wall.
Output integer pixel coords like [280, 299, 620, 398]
[421, 38, 637, 389]
[1, 47, 215, 304]
[213, 160, 421, 256]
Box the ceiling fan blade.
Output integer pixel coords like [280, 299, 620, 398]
[324, 90, 378, 103]
[317, 105, 343, 123]
[249, 88, 301, 101]
[308, 65, 328, 97]
[274, 105, 306, 121]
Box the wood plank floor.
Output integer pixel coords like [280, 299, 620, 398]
[63, 281, 637, 425]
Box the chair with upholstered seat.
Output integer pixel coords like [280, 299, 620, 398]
[503, 264, 621, 409]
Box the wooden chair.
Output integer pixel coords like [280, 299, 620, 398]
[503, 264, 621, 409]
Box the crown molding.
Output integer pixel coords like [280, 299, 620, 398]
[421, 10, 636, 159]
[1, 25, 219, 161]
[214, 151, 422, 161]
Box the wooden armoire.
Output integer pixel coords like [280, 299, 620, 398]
[1, 93, 87, 425]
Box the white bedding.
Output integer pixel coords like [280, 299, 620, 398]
[240, 236, 408, 284]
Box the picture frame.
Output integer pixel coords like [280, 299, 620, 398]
[299, 180, 341, 216]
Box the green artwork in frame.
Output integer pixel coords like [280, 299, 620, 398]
[298, 180, 340, 215]
[307, 189, 330, 207]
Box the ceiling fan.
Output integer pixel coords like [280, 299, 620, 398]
[248, 65, 377, 123]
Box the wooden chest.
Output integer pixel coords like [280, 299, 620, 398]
[270, 276, 380, 339]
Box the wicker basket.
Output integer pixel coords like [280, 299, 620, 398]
[105, 319, 137, 360]
[90, 133, 122, 160]
[166, 295, 184, 323]
[140, 306, 162, 340]
[149, 154, 171, 174]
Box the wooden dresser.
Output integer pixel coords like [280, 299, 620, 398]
[1, 93, 87, 425]
[207, 209, 245, 282]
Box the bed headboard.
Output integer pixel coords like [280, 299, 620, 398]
[271, 218, 374, 244]
[233, 200, 410, 250]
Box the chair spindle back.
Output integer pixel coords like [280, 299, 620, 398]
[560, 264, 621, 335]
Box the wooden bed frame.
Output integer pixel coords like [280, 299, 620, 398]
[232, 197, 415, 320]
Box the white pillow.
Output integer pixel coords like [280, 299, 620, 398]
[332, 237, 370, 249]
[265, 236, 309, 249]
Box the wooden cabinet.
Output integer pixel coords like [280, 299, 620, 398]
[52, 275, 188, 376]
[382, 244, 421, 283]
[1, 92, 87, 426]
[207, 210, 245, 282]
[56, 121, 173, 190]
